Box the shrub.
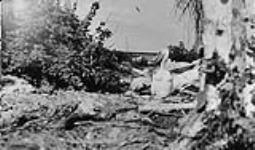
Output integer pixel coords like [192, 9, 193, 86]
[3, 0, 130, 93]
[168, 45, 199, 62]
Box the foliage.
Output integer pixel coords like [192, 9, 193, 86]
[175, 0, 203, 16]
[168, 44, 199, 62]
[189, 66, 255, 150]
[3, 0, 130, 93]
[175, 0, 204, 48]
[193, 111, 254, 150]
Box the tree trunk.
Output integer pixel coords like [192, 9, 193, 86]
[172, 1, 255, 149]
[202, 0, 233, 62]
[202, 0, 255, 64]
[0, 0, 2, 79]
[202, 0, 255, 113]
[193, 0, 204, 53]
[246, 0, 255, 55]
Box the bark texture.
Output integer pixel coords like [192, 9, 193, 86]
[202, 0, 232, 62]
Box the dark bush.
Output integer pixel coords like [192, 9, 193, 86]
[3, 0, 130, 93]
[168, 45, 199, 63]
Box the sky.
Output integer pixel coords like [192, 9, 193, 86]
[74, 0, 195, 52]
[11, 0, 195, 52]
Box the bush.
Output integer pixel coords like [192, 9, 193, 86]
[3, 0, 130, 93]
[168, 45, 199, 62]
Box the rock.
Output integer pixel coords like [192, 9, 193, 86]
[130, 77, 151, 94]
[0, 75, 35, 97]
[78, 98, 104, 116]
[0, 111, 14, 127]
[205, 85, 221, 112]
[243, 83, 255, 118]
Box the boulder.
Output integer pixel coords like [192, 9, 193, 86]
[130, 77, 151, 95]
[0, 75, 35, 97]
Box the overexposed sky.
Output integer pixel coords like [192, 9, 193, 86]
[11, 0, 195, 52]
[75, 0, 194, 52]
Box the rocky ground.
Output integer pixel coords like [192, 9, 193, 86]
[0, 91, 192, 150]
[1, 73, 255, 150]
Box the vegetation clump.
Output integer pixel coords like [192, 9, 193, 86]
[3, 0, 131, 93]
